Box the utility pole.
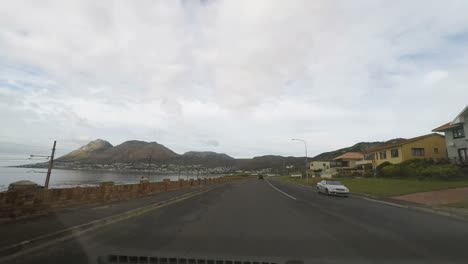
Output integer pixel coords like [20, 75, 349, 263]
[282, 158, 286, 176]
[147, 154, 152, 180]
[44, 141, 56, 189]
[292, 139, 308, 182]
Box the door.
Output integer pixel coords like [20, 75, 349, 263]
[458, 148, 468, 163]
[318, 180, 325, 191]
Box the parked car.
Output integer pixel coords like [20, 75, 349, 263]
[317, 180, 349, 196]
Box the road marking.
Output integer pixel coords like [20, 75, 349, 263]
[360, 196, 407, 208]
[265, 179, 297, 200]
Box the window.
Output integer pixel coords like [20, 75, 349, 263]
[453, 127, 465, 139]
[434, 148, 439, 154]
[364, 153, 375, 160]
[379, 151, 387, 159]
[412, 148, 425, 156]
[390, 149, 399, 158]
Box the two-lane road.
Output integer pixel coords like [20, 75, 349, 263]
[8, 178, 468, 264]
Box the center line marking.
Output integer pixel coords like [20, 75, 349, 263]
[265, 179, 297, 200]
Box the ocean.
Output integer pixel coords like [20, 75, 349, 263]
[0, 157, 220, 192]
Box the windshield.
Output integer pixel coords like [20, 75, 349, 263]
[326, 181, 342, 185]
[1, 1, 468, 264]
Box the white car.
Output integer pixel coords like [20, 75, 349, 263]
[316, 180, 350, 196]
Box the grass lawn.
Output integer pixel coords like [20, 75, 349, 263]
[276, 176, 468, 198]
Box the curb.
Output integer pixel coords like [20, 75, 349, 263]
[351, 193, 468, 222]
[0, 184, 223, 262]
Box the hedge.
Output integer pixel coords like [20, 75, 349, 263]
[379, 159, 464, 180]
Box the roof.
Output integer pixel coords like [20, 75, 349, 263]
[432, 122, 463, 132]
[333, 152, 363, 160]
[432, 105, 468, 132]
[364, 133, 445, 153]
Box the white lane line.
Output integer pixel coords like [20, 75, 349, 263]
[265, 179, 297, 200]
[360, 196, 407, 208]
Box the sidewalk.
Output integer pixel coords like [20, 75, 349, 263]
[0, 184, 214, 249]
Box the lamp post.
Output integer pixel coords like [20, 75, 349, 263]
[292, 138, 308, 182]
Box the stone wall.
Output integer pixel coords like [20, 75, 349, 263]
[0, 177, 236, 219]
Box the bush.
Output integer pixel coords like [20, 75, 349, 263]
[380, 164, 401, 178]
[419, 165, 462, 180]
[362, 170, 373, 178]
[377, 159, 464, 180]
[376, 161, 392, 172]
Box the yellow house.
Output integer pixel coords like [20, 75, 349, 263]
[363, 133, 448, 166]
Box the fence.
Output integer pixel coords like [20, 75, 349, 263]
[0, 177, 238, 219]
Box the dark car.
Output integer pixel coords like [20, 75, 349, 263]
[257, 175, 264, 180]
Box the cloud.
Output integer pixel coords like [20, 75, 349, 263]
[424, 70, 449, 84]
[201, 140, 220, 147]
[0, 1, 468, 158]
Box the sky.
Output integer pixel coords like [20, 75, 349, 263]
[1, 0, 468, 158]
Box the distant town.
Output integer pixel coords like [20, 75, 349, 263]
[19, 161, 274, 176]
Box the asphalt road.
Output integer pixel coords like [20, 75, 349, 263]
[6, 178, 468, 264]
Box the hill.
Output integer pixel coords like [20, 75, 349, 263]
[55, 140, 306, 171]
[56, 140, 179, 164]
[311, 138, 406, 161]
[235, 155, 306, 171]
[178, 151, 236, 167]
[58, 139, 113, 162]
[45, 138, 409, 171]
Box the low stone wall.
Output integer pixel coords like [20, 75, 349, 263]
[0, 177, 236, 219]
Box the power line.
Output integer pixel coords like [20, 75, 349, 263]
[0, 157, 49, 160]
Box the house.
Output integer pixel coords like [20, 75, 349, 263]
[432, 105, 468, 165]
[333, 152, 364, 168]
[309, 161, 331, 171]
[309, 161, 334, 178]
[363, 133, 447, 166]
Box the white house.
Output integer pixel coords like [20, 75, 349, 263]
[309, 161, 331, 171]
[432, 105, 468, 164]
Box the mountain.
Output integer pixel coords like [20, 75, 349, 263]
[183, 151, 234, 160]
[56, 140, 178, 164]
[99, 140, 179, 163]
[58, 139, 113, 162]
[311, 138, 406, 161]
[45, 138, 409, 171]
[179, 151, 236, 167]
[235, 155, 306, 171]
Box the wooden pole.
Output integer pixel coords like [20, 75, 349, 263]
[44, 141, 56, 189]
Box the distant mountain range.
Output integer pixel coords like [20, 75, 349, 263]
[31, 138, 405, 171]
[58, 139, 178, 163]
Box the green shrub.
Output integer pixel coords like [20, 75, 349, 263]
[362, 170, 373, 178]
[376, 161, 391, 170]
[380, 164, 401, 178]
[419, 164, 462, 180]
[377, 159, 463, 180]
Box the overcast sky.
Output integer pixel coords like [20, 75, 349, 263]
[1, 1, 468, 158]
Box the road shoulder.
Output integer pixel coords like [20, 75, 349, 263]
[0, 183, 229, 260]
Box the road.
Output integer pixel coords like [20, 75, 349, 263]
[6, 178, 468, 264]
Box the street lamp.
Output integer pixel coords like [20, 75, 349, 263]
[292, 138, 308, 182]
